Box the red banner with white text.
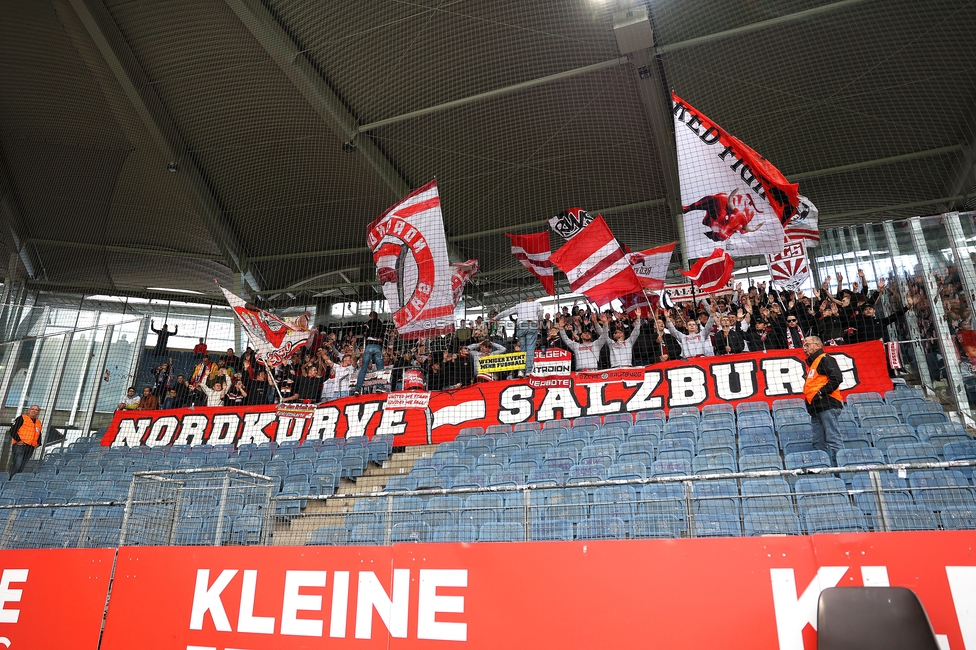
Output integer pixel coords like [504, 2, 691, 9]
[96, 532, 976, 650]
[0, 549, 115, 650]
[101, 342, 892, 448]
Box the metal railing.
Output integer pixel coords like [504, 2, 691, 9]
[0, 461, 971, 549]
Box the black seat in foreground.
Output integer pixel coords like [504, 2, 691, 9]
[817, 587, 940, 650]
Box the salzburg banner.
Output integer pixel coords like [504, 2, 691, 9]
[101, 342, 891, 448]
[0, 548, 115, 650]
[97, 531, 976, 650]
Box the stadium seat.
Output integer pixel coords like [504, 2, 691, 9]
[432, 525, 479, 543]
[802, 504, 868, 534]
[631, 513, 684, 538]
[308, 526, 348, 546]
[744, 512, 802, 536]
[577, 516, 628, 540]
[530, 517, 574, 541]
[478, 522, 524, 542]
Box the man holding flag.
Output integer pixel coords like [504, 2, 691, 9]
[491, 297, 543, 375]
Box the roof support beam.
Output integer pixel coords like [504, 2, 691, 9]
[61, 0, 261, 291]
[357, 57, 629, 133]
[223, 0, 410, 198]
[790, 145, 964, 181]
[655, 0, 875, 55]
[822, 195, 967, 223]
[615, 6, 685, 266]
[26, 239, 217, 260]
[943, 100, 976, 211]
[0, 149, 41, 280]
[248, 197, 670, 262]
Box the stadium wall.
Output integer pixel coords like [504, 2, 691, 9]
[2, 531, 974, 649]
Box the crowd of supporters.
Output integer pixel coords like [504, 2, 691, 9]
[118, 271, 923, 410]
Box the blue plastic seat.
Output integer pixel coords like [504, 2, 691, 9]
[460, 494, 502, 528]
[349, 523, 384, 545]
[741, 478, 793, 514]
[885, 443, 940, 465]
[432, 525, 478, 542]
[739, 453, 784, 472]
[478, 521, 524, 542]
[650, 458, 691, 477]
[802, 504, 868, 533]
[530, 517, 574, 541]
[795, 477, 850, 512]
[631, 513, 683, 538]
[547, 487, 588, 523]
[592, 486, 637, 521]
[308, 526, 348, 546]
[745, 512, 802, 536]
[608, 462, 647, 480]
[693, 452, 737, 475]
[391, 521, 429, 543]
[577, 516, 628, 540]
[910, 470, 976, 512]
[693, 512, 741, 537]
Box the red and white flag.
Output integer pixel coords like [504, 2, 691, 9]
[766, 240, 810, 291]
[550, 215, 643, 307]
[218, 284, 310, 368]
[507, 231, 555, 295]
[367, 179, 457, 339]
[679, 248, 735, 294]
[627, 242, 674, 292]
[784, 195, 820, 246]
[450, 258, 479, 306]
[673, 92, 799, 258]
[619, 291, 653, 317]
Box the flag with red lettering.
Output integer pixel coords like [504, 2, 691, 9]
[627, 242, 674, 291]
[679, 248, 735, 294]
[367, 180, 457, 339]
[550, 215, 643, 306]
[673, 91, 798, 258]
[507, 232, 555, 295]
[217, 284, 311, 367]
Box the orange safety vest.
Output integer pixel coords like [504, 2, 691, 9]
[15, 416, 41, 447]
[803, 353, 843, 404]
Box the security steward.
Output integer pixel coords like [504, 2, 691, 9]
[802, 337, 845, 464]
[8, 405, 41, 477]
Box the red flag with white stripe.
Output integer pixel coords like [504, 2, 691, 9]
[627, 242, 675, 291]
[679, 248, 735, 293]
[507, 232, 555, 296]
[550, 216, 642, 306]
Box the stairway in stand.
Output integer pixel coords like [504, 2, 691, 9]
[271, 444, 439, 545]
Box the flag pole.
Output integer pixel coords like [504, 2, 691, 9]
[262, 360, 284, 402]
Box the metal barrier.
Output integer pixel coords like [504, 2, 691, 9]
[268, 460, 976, 545]
[0, 462, 972, 549]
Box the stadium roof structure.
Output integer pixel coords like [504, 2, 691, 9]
[0, 0, 974, 308]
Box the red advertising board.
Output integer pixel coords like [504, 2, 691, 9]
[101, 342, 892, 449]
[0, 548, 115, 650]
[97, 532, 976, 650]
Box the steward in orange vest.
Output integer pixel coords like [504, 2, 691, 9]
[9, 406, 41, 447]
[8, 405, 41, 477]
[803, 339, 844, 414]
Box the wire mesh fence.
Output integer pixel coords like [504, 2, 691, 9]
[0, 457, 972, 550]
[267, 461, 976, 546]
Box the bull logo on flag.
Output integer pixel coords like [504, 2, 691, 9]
[685, 189, 764, 243]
